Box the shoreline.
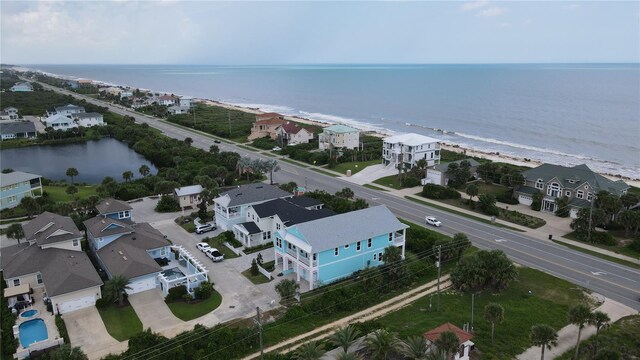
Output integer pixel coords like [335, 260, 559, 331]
[17, 67, 640, 186]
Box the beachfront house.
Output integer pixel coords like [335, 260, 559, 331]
[42, 114, 77, 131]
[514, 163, 630, 218]
[383, 133, 441, 169]
[72, 112, 105, 127]
[232, 197, 335, 247]
[1, 107, 19, 120]
[213, 183, 293, 231]
[277, 122, 314, 146]
[274, 205, 407, 290]
[174, 185, 204, 210]
[425, 159, 481, 186]
[158, 95, 177, 106]
[179, 97, 194, 108]
[10, 82, 33, 92]
[48, 104, 86, 117]
[0, 171, 42, 210]
[0, 121, 37, 141]
[85, 198, 208, 297]
[0, 212, 103, 315]
[318, 124, 360, 150]
[120, 90, 133, 99]
[424, 323, 475, 360]
[248, 114, 287, 141]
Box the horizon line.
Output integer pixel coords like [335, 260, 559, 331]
[5, 62, 640, 67]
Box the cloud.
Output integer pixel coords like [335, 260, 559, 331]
[460, 0, 488, 11]
[496, 22, 511, 28]
[523, 18, 533, 25]
[477, 6, 507, 17]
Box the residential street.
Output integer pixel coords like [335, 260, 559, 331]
[38, 82, 640, 311]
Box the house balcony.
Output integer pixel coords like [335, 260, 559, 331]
[394, 234, 405, 244]
[158, 246, 208, 295]
[285, 248, 316, 267]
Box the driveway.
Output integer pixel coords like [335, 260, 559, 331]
[63, 307, 127, 360]
[127, 289, 183, 333]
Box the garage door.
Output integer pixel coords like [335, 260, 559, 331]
[518, 195, 533, 206]
[126, 275, 158, 294]
[426, 171, 442, 186]
[57, 295, 95, 314]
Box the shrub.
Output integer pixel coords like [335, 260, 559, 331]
[95, 298, 111, 309]
[577, 231, 618, 246]
[401, 176, 421, 188]
[244, 242, 274, 254]
[251, 259, 260, 276]
[55, 315, 70, 343]
[182, 293, 193, 302]
[629, 238, 640, 253]
[421, 184, 461, 200]
[194, 282, 213, 300]
[166, 285, 188, 302]
[496, 190, 519, 205]
[155, 195, 180, 213]
[478, 194, 500, 216]
[251, 137, 278, 150]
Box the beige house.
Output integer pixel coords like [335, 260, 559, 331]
[278, 122, 314, 145]
[319, 124, 360, 150]
[174, 185, 204, 209]
[0, 212, 103, 315]
[248, 113, 286, 141]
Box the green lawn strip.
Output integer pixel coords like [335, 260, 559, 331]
[166, 290, 222, 321]
[43, 185, 98, 202]
[552, 240, 640, 269]
[404, 196, 525, 232]
[237, 145, 259, 151]
[432, 196, 544, 229]
[262, 152, 277, 157]
[331, 160, 381, 175]
[373, 174, 403, 189]
[279, 158, 311, 167]
[375, 267, 591, 359]
[241, 269, 273, 285]
[310, 168, 340, 177]
[555, 315, 640, 359]
[563, 231, 640, 259]
[97, 303, 143, 341]
[363, 184, 390, 192]
[157, 119, 230, 143]
[180, 222, 196, 233]
[204, 235, 240, 259]
[473, 181, 510, 196]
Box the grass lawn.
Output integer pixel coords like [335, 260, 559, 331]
[562, 231, 640, 260]
[204, 234, 240, 259]
[331, 160, 381, 175]
[97, 303, 143, 341]
[363, 184, 390, 191]
[556, 315, 640, 359]
[237, 144, 258, 151]
[373, 174, 403, 189]
[43, 185, 98, 202]
[241, 263, 274, 285]
[552, 240, 640, 270]
[375, 267, 592, 359]
[166, 289, 222, 321]
[473, 181, 509, 196]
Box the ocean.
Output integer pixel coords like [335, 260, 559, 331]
[24, 64, 640, 179]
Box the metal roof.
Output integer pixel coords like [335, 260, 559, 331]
[323, 124, 359, 134]
[383, 133, 440, 146]
[175, 185, 203, 197]
[0, 171, 41, 186]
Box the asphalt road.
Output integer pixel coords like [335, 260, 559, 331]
[39, 82, 640, 311]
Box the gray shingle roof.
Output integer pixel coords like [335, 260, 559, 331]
[433, 159, 481, 172]
[515, 186, 539, 195]
[218, 183, 292, 207]
[252, 198, 335, 226]
[292, 205, 408, 253]
[72, 112, 103, 119]
[84, 216, 133, 238]
[0, 121, 36, 136]
[285, 196, 322, 209]
[95, 198, 132, 215]
[54, 104, 85, 112]
[237, 222, 262, 235]
[523, 164, 629, 196]
[22, 212, 83, 246]
[0, 171, 41, 187]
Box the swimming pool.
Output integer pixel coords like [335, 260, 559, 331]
[161, 267, 186, 281]
[20, 309, 38, 319]
[19, 319, 48, 347]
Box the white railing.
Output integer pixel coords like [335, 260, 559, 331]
[223, 242, 243, 256]
[257, 264, 272, 280]
[15, 338, 64, 359]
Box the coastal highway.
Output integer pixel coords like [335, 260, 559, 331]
[38, 82, 640, 311]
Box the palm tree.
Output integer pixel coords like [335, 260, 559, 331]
[139, 164, 151, 177]
[364, 329, 400, 360]
[399, 335, 429, 360]
[589, 311, 610, 353]
[568, 305, 592, 359]
[530, 324, 558, 360]
[184, 137, 193, 146]
[275, 279, 299, 304]
[6, 223, 25, 244]
[465, 183, 479, 201]
[104, 275, 132, 306]
[333, 351, 362, 360]
[66, 167, 79, 184]
[484, 302, 505, 344]
[382, 245, 403, 264]
[330, 325, 361, 353]
[434, 331, 459, 359]
[122, 171, 134, 183]
[19, 196, 40, 219]
[293, 341, 324, 360]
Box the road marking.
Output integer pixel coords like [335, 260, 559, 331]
[495, 239, 507, 243]
[590, 271, 607, 276]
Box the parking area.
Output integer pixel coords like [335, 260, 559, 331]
[63, 307, 127, 360]
[127, 289, 183, 333]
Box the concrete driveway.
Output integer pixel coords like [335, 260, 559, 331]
[127, 289, 183, 333]
[63, 306, 127, 360]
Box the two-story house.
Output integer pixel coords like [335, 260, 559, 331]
[214, 183, 293, 231]
[0, 212, 102, 314]
[72, 112, 105, 127]
[157, 95, 177, 106]
[48, 104, 86, 117]
[1, 107, 19, 120]
[319, 124, 360, 150]
[232, 197, 335, 247]
[425, 159, 481, 186]
[0, 171, 42, 210]
[85, 199, 208, 296]
[248, 116, 287, 141]
[10, 82, 33, 92]
[277, 122, 314, 146]
[515, 163, 630, 218]
[383, 133, 441, 169]
[274, 205, 408, 290]
[0, 121, 37, 141]
[43, 114, 77, 131]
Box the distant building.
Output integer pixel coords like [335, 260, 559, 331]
[425, 159, 480, 186]
[179, 97, 194, 108]
[167, 105, 191, 115]
[48, 104, 85, 117]
[0, 121, 37, 141]
[43, 114, 77, 131]
[120, 90, 133, 99]
[174, 185, 204, 210]
[248, 115, 287, 141]
[73, 112, 105, 127]
[424, 323, 475, 360]
[10, 82, 33, 92]
[319, 124, 360, 150]
[0, 107, 19, 120]
[256, 112, 285, 122]
[383, 133, 441, 169]
[0, 171, 42, 210]
[157, 95, 177, 106]
[277, 122, 314, 145]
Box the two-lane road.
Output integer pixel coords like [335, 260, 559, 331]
[39, 82, 640, 310]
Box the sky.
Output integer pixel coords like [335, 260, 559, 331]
[1, 1, 639, 65]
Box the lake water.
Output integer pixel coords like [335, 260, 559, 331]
[0, 138, 157, 184]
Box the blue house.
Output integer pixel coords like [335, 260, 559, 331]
[274, 205, 408, 290]
[0, 171, 42, 210]
[10, 82, 33, 92]
[85, 198, 208, 297]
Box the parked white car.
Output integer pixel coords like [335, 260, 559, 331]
[425, 216, 442, 227]
[196, 242, 211, 252]
[272, 146, 282, 151]
[206, 248, 224, 262]
[195, 223, 215, 234]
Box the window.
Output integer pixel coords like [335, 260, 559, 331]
[36, 273, 43, 284]
[160, 247, 167, 256]
[276, 223, 281, 230]
[8, 195, 17, 203]
[373, 253, 377, 261]
[13, 279, 20, 286]
[118, 210, 130, 219]
[313, 253, 317, 261]
[547, 182, 561, 197]
[73, 239, 79, 247]
[587, 192, 593, 201]
[535, 179, 544, 189]
[388, 233, 393, 242]
[262, 231, 271, 240]
[378, 252, 383, 261]
[565, 191, 571, 197]
[276, 239, 282, 248]
[367, 238, 372, 248]
[344, 244, 350, 249]
[576, 190, 584, 199]
[356, 241, 361, 251]
[334, 248, 339, 256]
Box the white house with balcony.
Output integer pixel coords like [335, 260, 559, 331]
[319, 124, 360, 150]
[383, 133, 441, 169]
[73, 112, 105, 127]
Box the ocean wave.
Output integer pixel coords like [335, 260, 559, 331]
[228, 102, 296, 114]
[297, 111, 392, 134]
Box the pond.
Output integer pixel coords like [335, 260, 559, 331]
[0, 138, 157, 184]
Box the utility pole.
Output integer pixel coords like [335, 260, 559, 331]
[255, 307, 264, 360]
[470, 293, 475, 331]
[587, 194, 595, 243]
[436, 245, 442, 312]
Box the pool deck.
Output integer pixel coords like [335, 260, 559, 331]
[13, 288, 62, 359]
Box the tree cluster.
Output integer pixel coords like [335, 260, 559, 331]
[451, 250, 518, 292]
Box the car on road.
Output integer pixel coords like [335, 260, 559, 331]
[195, 223, 215, 234]
[196, 242, 211, 252]
[206, 248, 224, 262]
[425, 216, 442, 227]
[272, 146, 282, 151]
[214, 139, 221, 144]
